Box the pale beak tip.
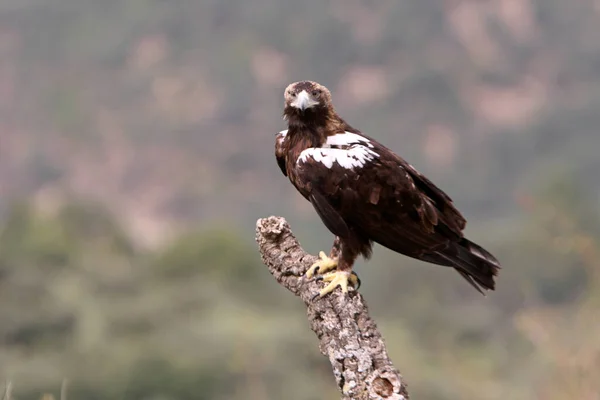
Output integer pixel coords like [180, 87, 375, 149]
[292, 90, 315, 111]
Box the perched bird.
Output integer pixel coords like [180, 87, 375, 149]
[275, 80, 500, 298]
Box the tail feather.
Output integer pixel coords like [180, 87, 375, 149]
[435, 238, 501, 295]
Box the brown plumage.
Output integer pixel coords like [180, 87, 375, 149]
[275, 80, 500, 296]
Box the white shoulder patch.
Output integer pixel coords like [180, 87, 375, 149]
[297, 131, 379, 170]
[325, 131, 373, 148]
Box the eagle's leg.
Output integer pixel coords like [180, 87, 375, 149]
[315, 240, 360, 298]
[305, 236, 342, 279]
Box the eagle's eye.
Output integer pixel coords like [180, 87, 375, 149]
[288, 90, 296, 97]
[312, 89, 321, 97]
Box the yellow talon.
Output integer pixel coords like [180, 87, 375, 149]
[317, 270, 359, 297]
[306, 251, 338, 279]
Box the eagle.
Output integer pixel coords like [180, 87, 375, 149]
[275, 80, 500, 298]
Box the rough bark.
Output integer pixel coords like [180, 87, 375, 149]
[255, 216, 409, 400]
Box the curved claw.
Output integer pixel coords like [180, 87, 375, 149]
[350, 271, 361, 291]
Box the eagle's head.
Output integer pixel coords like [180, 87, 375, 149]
[283, 81, 332, 117]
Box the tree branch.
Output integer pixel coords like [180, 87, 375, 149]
[255, 216, 409, 400]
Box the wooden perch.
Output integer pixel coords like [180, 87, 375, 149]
[255, 216, 409, 400]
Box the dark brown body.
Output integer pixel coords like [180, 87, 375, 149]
[276, 81, 500, 294]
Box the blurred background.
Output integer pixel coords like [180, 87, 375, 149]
[0, 0, 599, 399]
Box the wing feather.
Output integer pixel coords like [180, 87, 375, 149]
[275, 130, 288, 176]
[309, 191, 350, 239]
[402, 161, 466, 234]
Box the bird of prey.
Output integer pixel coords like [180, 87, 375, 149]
[275, 80, 500, 298]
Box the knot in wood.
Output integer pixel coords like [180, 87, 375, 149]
[372, 376, 394, 397]
[367, 370, 407, 399]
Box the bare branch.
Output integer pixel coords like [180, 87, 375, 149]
[255, 216, 409, 400]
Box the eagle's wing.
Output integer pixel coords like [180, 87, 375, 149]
[295, 130, 462, 248]
[392, 149, 466, 238]
[275, 130, 288, 176]
[309, 190, 351, 239]
[295, 131, 499, 292]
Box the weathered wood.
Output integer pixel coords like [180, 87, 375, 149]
[255, 216, 409, 400]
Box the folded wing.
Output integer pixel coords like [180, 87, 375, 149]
[295, 130, 499, 293]
[275, 130, 288, 176]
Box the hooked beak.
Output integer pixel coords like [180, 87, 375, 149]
[291, 90, 318, 111]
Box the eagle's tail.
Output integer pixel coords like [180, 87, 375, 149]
[434, 239, 501, 295]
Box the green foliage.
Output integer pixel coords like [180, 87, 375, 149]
[154, 230, 254, 280]
[57, 201, 135, 256]
[0, 182, 597, 400]
[0, 200, 134, 272]
[115, 358, 225, 400]
[0, 202, 74, 269]
[16, 358, 226, 400]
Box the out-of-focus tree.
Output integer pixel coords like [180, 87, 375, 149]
[515, 178, 600, 400]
